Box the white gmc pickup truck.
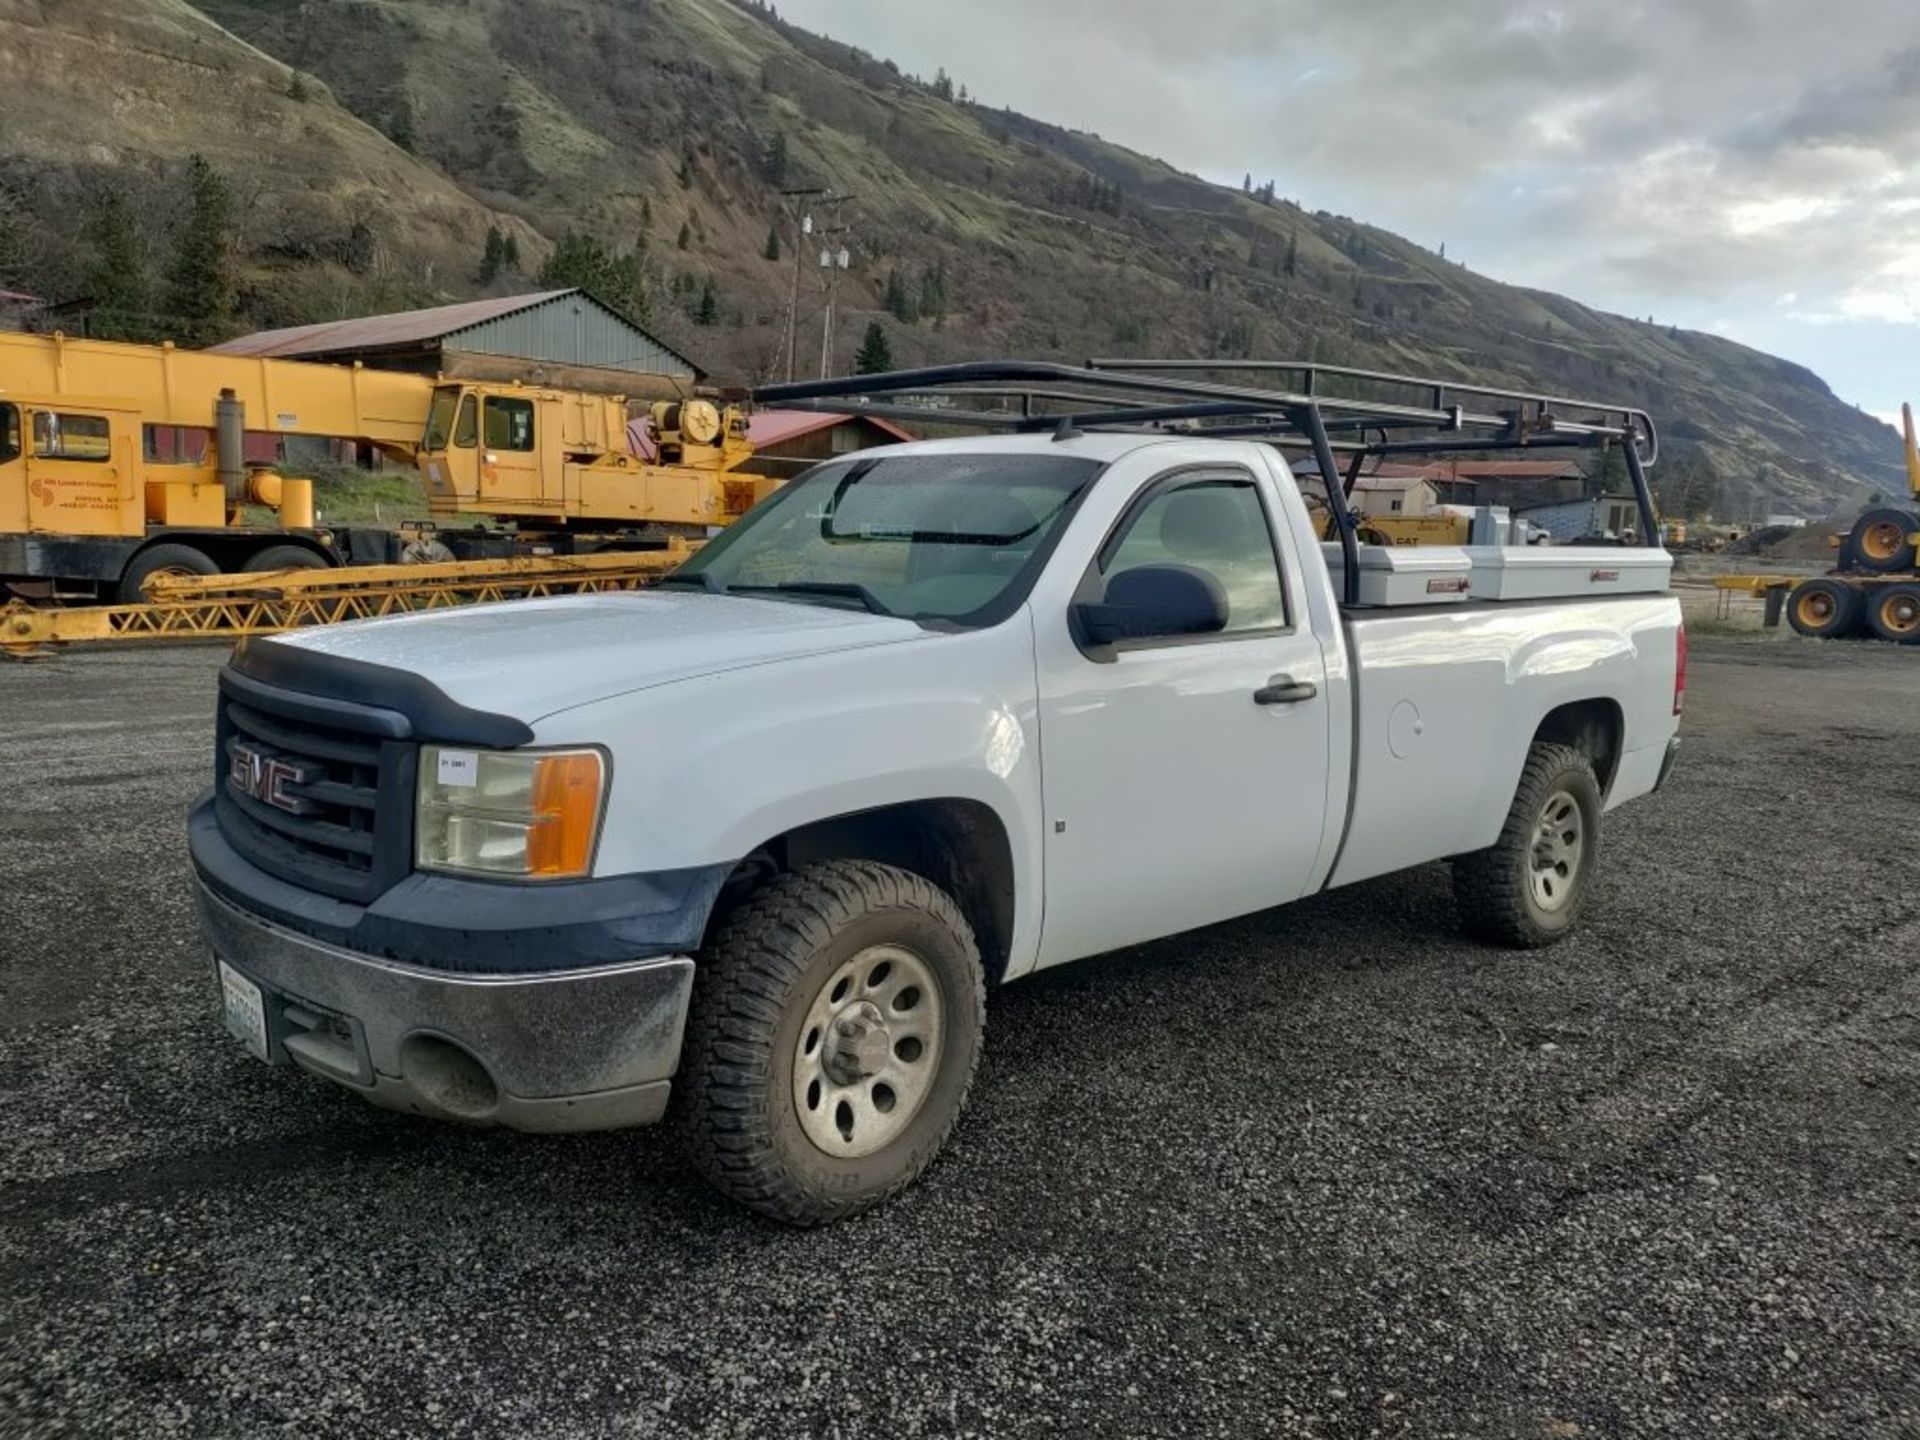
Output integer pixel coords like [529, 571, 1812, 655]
[190, 369, 1683, 1225]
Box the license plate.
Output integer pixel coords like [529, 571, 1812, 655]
[218, 959, 269, 1061]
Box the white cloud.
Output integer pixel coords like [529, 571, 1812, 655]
[775, 1, 1920, 410]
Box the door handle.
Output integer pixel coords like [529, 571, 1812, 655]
[1253, 674, 1317, 706]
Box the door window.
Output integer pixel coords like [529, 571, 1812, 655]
[1097, 471, 1289, 634]
[483, 397, 535, 452]
[453, 395, 478, 448]
[0, 404, 19, 464]
[31, 411, 112, 461]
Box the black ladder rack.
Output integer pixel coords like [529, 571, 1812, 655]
[745, 359, 1662, 608]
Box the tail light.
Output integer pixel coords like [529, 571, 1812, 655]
[1673, 624, 1688, 716]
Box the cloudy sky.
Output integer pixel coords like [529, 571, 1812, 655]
[777, 0, 1917, 429]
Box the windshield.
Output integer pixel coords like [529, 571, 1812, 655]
[421, 387, 462, 452]
[670, 453, 1101, 627]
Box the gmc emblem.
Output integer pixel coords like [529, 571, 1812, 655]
[229, 744, 318, 815]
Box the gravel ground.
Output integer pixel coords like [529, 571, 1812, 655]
[1, 636, 1917, 1439]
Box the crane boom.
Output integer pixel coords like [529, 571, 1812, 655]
[0, 330, 432, 448]
[1905, 401, 1918, 500]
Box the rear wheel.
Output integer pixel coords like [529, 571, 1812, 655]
[1866, 583, 1920, 644]
[119, 543, 218, 601]
[1784, 578, 1864, 639]
[676, 860, 986, 1226]
[1453, 742, 1602, 948]
[242, 545, 330, 574]
[1842, 508, 1920, 574]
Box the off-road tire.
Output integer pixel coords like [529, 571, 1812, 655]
[242, 545, 330, 574]
[1784, 578, 1864, 640]
[676, 860, 986, 1226]
[1452, 742, 1603, 949]
[119, 542, 218, 601]
[1865, 582, 1920, 644]
[1841, 507, 1920, 575]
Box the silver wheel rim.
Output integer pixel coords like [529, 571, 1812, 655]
[791, 944, 944, 1158]
[1529, 790, 1584, 914]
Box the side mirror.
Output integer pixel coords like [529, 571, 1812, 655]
[1075, 564, 1229, 646]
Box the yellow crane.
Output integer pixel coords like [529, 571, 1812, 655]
[0, 330, 767, 601]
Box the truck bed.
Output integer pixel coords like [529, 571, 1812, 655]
[1327, 590, 1682, 889]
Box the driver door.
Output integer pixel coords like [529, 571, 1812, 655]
[1035, 466, 1332, 967]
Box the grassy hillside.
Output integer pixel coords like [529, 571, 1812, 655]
[0, 0, 1903, 515]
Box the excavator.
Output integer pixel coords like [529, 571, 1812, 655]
[0, 330, 769, 601]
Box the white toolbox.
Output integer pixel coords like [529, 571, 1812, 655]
[1321, 543, 1475, 607]
[1464, 545, 1672, 600]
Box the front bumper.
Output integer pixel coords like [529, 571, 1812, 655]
[196, 881, 694, 1132]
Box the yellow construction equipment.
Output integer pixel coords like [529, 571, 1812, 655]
[1724, 403, 1920, 642]
[1314, 511, 1474, 546]
[0, 330, 767, 601]
[0, 548, 691, 658]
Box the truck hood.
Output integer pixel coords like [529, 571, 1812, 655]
[273, 590, 929, 721]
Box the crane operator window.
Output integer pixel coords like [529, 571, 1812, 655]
[31, 411, 111, 461]
[483, 398, 535, 453]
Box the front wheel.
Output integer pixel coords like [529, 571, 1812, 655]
[119, 542, 218, 601]
[1452, 742, 1603, 948]
[676, 860, 986, 1226]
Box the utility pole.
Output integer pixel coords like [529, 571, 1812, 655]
[811, 193, 854, 378]
[817, 226, 851, 378]
[778, 187, 826, 382]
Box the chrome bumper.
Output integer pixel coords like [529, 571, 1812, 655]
[195, 881, 694, 1133]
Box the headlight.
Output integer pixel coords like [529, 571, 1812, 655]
[416, 746, 607, 880]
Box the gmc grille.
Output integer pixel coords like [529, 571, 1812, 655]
[214, 674, 416, 903]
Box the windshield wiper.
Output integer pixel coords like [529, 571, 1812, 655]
[727, 581, 889, 615]
[654, 572, 725, 593]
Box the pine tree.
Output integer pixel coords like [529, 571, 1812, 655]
[540, 230, 647, 321]
[1283, 232, 1298, 278]
[918, 262, 948, 328]
[386, 97, 416, 152]
[931, 67, 954, 101]
[86, 189, 148, 339]
[883, 270, 917, 323]
[677, 153, 694, 189]
[541, 230, 608, 290]
[163, 154, 237, 344]
[761, 132, 789, 185]
[502, 233, 520, 271]
[763, 224, 781, 262]
[695, 278, 719, 326]
[475, 225, 508, 284]
[1243, 173, 1252, 193]
[676, 221, 692, 250]
[1438, 241, 1447, 262]
[854, 320, 894, 374]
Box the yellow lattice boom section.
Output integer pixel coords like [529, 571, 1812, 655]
[1, 548, 691, 657]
